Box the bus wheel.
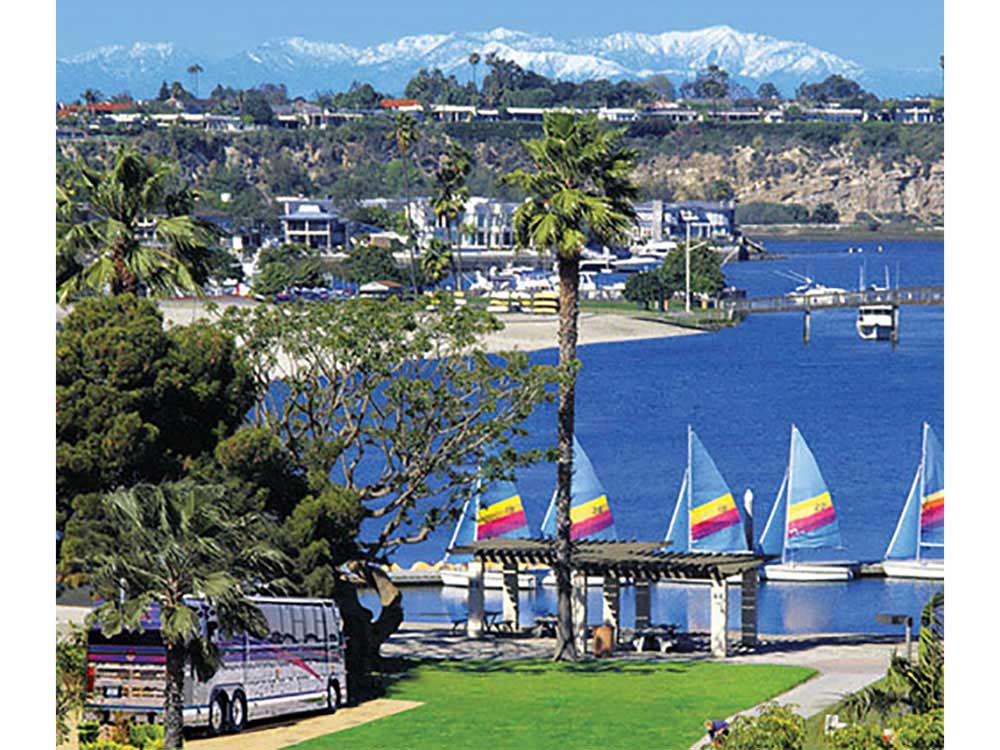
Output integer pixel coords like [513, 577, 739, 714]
[326, 681, 341, 713]
[208, 692, 228, 736]
[229, 690, 248, 733]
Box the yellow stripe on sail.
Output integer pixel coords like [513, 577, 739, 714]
[476, 495, 524, 524]
[921, 490, 944, 506]
[570, 495, 610, 523]
[787, 492, 833, 522]
[690, 493, 736, 526]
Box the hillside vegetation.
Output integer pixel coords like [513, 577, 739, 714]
[56, 120, 944, 225]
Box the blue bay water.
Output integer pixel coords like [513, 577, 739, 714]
[364, 238, 944, 635]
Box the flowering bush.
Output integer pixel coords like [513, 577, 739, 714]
[721, 703, 806, 750]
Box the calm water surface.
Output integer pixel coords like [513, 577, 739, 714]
[363, 238, 945, 634]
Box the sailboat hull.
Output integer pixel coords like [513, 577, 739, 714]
[882, 559, 944, 580]
[440, 569, 540, 589]
[760, 563, 854, 582]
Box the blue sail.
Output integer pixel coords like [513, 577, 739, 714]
[443, 491, 478, 565]
[885, 468, 921, 560]
[784, 425, 842, 551]
[758, 469, 788, 556]
[541, 436, 617, 541]
[664, 467, 689, 549]
[688, 429, 747, 552]
[919, 424, 944, 547]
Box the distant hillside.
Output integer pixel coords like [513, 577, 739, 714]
[56, 26, 941, 102]
[56, 120, 944, 225]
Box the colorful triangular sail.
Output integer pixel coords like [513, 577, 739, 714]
[886, 423, 944, 560]
[444, 473, 530, 565]
[666, 427, 746, 552]
[542, 436, 617, 541]
[784, 425, 842, 551]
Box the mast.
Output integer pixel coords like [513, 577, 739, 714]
[783, 425, 796, 565]
[687, 425, 693, 551]
[916, 422, 928, 561]
[443, 478, 479, 564]
[665, 467, 688, 548]
[758, 468, 787, 556]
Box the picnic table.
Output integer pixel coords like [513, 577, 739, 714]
[632, 624, 679, 653]
[532, 615, 558, 638]
[484, 610, 515, 633]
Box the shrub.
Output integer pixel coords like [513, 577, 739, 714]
[723, 703, 806, 750]
[129, 723, 165, 750]
[894, 709, 944, 750]
[77, 721, 101, 744]
[80, 743, 136, 750]
[826, 723, 889, 750]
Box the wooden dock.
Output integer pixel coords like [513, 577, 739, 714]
[720, 285, 943, 315]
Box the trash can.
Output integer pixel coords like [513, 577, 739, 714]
[593, 625, 615, 657]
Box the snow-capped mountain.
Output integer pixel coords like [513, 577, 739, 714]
[56, 26, 938, 102]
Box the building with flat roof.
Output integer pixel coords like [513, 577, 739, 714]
[633, 200, 738, 244]
[278, 197, 347, 251]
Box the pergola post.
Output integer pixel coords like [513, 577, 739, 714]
[710, 579, 729, 658]
[634, 579, 651, 630]
[601, 573, 621, 644]
[572, 570, 588, 656]
[466, 560, 485, 638]
[740, 570, 758, 647]
[501, 564, 520, 632]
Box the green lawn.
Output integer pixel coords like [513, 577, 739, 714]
[289, 660, 815, 750]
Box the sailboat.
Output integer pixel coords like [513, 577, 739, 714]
[758, 425, 854, 581]
[882, 423, 944, 580]
[540, 437, 617, 586]
[440, 472, 540, 589]
[665, 426, 749, 554]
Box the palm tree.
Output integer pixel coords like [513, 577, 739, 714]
[469, 51, 481, 93]
[432, 142, 472, 291]
[386, 112, 422, 298]
[69, 482, 284, 748]
[56, 146, 217, 303]
[504, 112, 637, 660]
[187, 63, 204, 98]
[420, 238, 453, 287]
[81, 88, 103, 106]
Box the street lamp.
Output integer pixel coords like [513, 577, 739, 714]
[682, 213, 713, 313]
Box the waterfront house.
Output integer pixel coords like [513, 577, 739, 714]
[633, 200, 738, 244]
[278, 197, 348, 251]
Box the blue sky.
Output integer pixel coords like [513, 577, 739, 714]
[57, 0, 942, 70]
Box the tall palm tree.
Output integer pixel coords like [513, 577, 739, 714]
[56, 146, 217, 303]
[504, 112, 637, 661]
[81, 88, 103, 106]
[432, 142, 472, 291]
[386, 112, 422, 298]
[469, 51, 481, 94]
[187, 63, 204, 98]
[69, 482, 284, 748]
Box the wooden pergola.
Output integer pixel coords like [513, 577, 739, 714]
[449, 538, 774, 657]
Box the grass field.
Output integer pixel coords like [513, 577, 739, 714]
[289, 660, 815, 750]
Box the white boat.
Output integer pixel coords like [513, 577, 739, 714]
[440, 568, 540, 589]
[779, 271, 847, 305]
[882, 423, 944, 580]
[857, 305, 895, 340]
[540, 572, 606, 587]
[758, 425, 855, 582]
[441, 468, 538, 588]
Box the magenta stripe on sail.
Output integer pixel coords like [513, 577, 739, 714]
[787, 505, 837, 537]
[571, 511, 614, 540]
[690, 508, 741, 541]
[477, 510, 528, 540]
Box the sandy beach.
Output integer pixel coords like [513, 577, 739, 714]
[58, 298, 701, 353]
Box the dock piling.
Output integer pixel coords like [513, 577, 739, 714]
[803, 308, 811, 344]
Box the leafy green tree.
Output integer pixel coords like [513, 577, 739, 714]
[158, 80, 171, 101]
[796, 75, 879, 109]
[680, 64, 730, 110]
[241, 89, 274, 125]
[81, 88, 103, 105]
[56, 295, 255, 536]
[56, 629, 87, 744]
[338, 240, 407, 285]
[67, 482, 284, 748]
[644, 74, 676, 101]
[57, 147, 217, 302]
[387, 112, 422, 296]
[503, 113, 637, 660]
[659, 242, 726, 300]
[420, 238, 453, 287]
[432, 141, 472, 289]
[219, 298, 560, 697]
[623, 270, 666, 310]
[810, 202, 840, 224]
[252, 243, 327, 295]
[757, 82, 781, 102]
[706, 177, 735, 201]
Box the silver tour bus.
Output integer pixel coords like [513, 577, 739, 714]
[85, 596, 347, 735]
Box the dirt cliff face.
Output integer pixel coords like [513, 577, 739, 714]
[632, 145, 944, 222]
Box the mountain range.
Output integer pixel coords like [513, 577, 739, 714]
[56, 26, 941, 103]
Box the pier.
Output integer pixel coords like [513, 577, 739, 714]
[719, 285, 943, 343]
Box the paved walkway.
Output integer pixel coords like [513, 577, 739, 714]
[185, 699, 423, 750]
